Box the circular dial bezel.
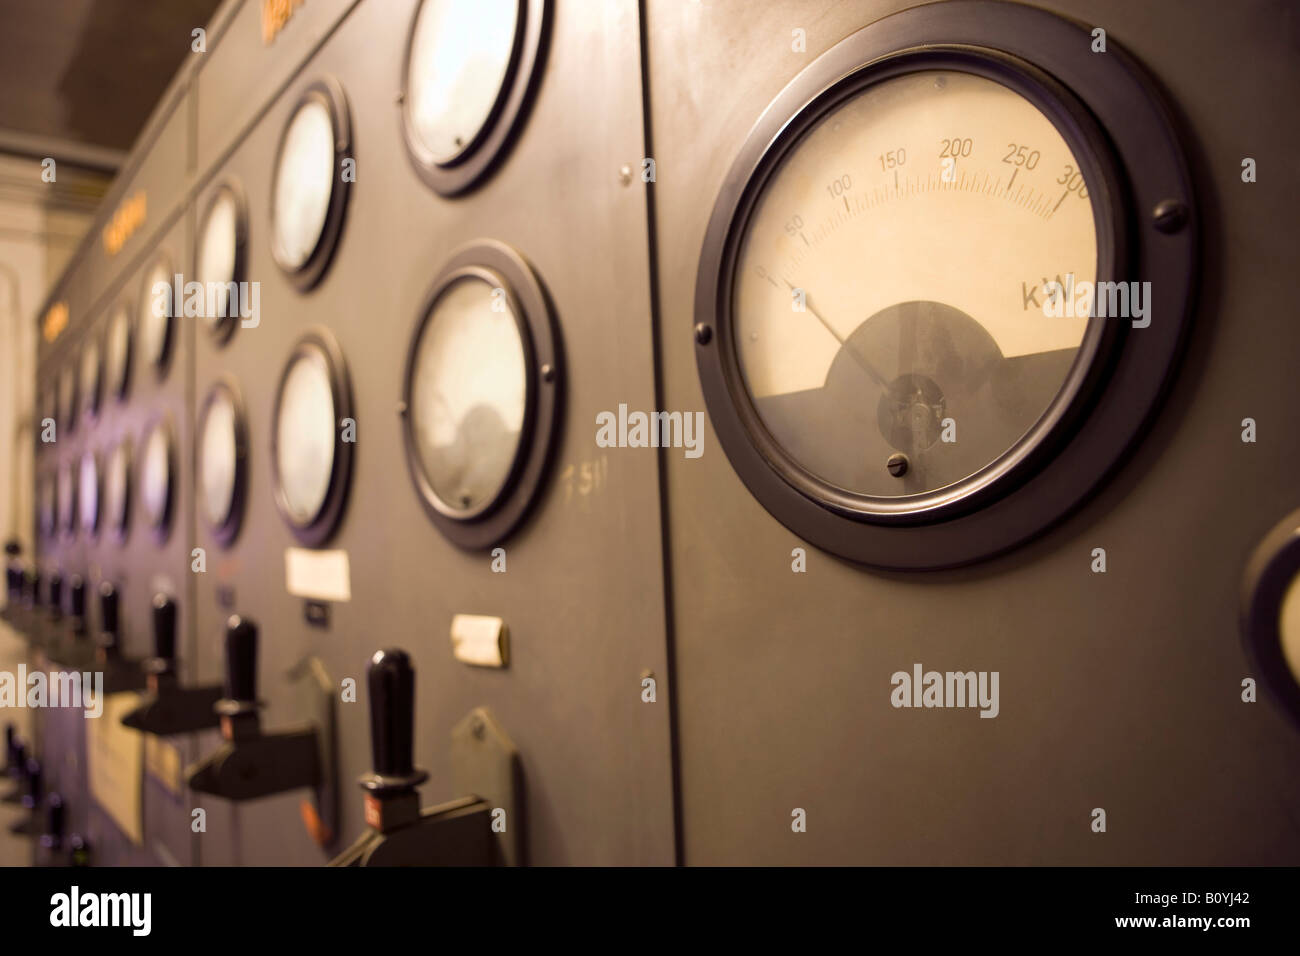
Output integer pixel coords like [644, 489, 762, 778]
[195, 180, 250, 345]
[269, 78, 352, 291]
[401, 240, 562, 549]
[197, 377, 250, 547]
[693, 1, 1196, 569]
[399, 0, 549, 196]
[270, 328, 354, 546]
[139, 415, 176, 543]
[137, 250, 176, 380]
[58, 459, 77, 537]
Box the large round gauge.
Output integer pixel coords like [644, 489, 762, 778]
[401, 0, 547, 195]
[78, 450, 100, 537]
[57, 460, 77, 536]
[271, 79, 351, 290]
[104, 438, 131, 540]
[271, 330, 352, 545]
[139, 418, 175, 540]
[402, 240, 561, 548]
[138, 253, 175, 378]
[80, 332, 102, 421]
[196, 182, 248, 344]
[197, 379, 248, 545]
[694, 2, 1195, 569]
[58, 364, 78, 435]
[104, 302, 132, 401]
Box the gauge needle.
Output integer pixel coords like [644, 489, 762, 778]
[784, 279, 890, 392]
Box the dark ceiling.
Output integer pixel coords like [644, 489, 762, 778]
[0, 0, 222, 160]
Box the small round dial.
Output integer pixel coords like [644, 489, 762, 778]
[272, 331, 352, 544]
[78, 450, 100, 536]
[58, 461, 77, 535]
[407, 0, 520, 164]
[138, 256, 174, 375]
[105, 303, 132, 401]
[273, 96, 338, 272]
[410, 275, 527, 516]
[196, 185, 245, 340]
[104, 439, 131, 538]
[80, 335, 102, 420]
[139, 420, 174, 536]
[198, 381, 247, 543]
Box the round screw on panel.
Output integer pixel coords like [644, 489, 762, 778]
[471, 713, 486, 740]
[618, 164, 633, 186]
[1153, 199, 1189, 234]
[886, 453, 909, 478]
[540, 363, 556, 383]
[694, 323, 713, 346]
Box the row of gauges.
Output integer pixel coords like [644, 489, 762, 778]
[38, 0, 557, 551]
[40, 237, 560, 552]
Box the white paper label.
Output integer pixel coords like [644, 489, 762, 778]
[284, 548, 352, 602]
[450, 614, 508, 668]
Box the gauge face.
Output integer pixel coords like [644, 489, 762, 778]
[78, 451, 99, 535]
[273, 337, 349, 539]
[733, 69, 1097, 506]
[140, 421, 173, 535]
[105, 303, 131, 401]
[407, 0, 520, 164]
[273, 97, 337, 272]
[198, 382, 246, 542]
[138, 256, 174, 374]
[104, 439, 130, 537]
[197, 186, 244, 337]
[410, 275, 527, 516]
[80, 336, 102, 419]
[58, 365, 77, 434]
[58, 461, 76, 535]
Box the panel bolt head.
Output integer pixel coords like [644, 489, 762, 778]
[886, 453, 909, 477]
[694, 323, 713, 346]
[1153, 199, 1188, 234]
[540, 363, 556, 383]
[471, 714, 486, 739]
[618, 164, 633, 186]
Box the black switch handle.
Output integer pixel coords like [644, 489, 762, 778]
[46, 572, 61, 612]
[24, 569, 38, 608]
[99, 583, 119, 649]
[152, 594, 176, 661]
[68, 576, 85, 619]
[224, 616, 257, 704]
[23, 758, 41, 809]
[368, 649, 416, 779]
[45, 792, 65, 840]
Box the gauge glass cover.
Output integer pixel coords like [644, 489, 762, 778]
[199, 389, 239, 528]
[407, 0, 520, 164]
[105, 303, 130, 399]
[275, 350, 337, 525]
[105, 440, 129, 535]
[58, 462, 76, 533]
[273, 99, 336, 271]
[197, 189, 240, 329]
[410, 275, 527, 515]
[733, 70, 1097, 503]
[78, 451, 99, 534]
[140, 423, 171, 529]
[139, 258, 173, 370]
[80, 338, 101, 417]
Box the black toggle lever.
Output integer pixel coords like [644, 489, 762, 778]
[329, 649, 505, 867]
[49, 576, 94, 669]
[121, 595, 222, 735]
[8, 757, 42, 835]
[92, 583, 146, 694]
[185, 616, 325, 804]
